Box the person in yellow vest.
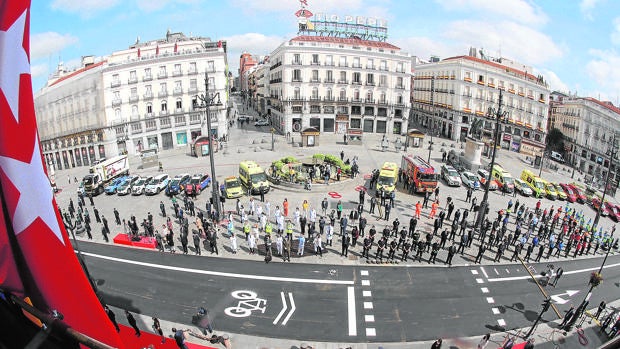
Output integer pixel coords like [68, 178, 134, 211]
[265, 221, 273, 237]
[243, 222, 251, 240]
[286, 220, 294, 240]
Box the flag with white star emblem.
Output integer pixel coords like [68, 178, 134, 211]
[0, 1, 124, 347]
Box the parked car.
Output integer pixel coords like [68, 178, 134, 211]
[104, 176, 128, 195]
[237, 114, 250, 121]
[590, 197, 609, 216]
[558, 183, 577, 203]
[131, 176, 153, 196]
[166, 174, 191, 196]
[185, 173, 212, 196]
[460, 171, 481, 190]
[513, 178, 533, 197]
[543, 181, 558, 201]
[552, 183, 567, 200]
[116, 176, 139, 196]
[477, 169, 498, 190]
[254, 119, 269, 127]
[568, 184, 587, 204]
[222, 176, 244, 199]
[145, 174, 170, 195]
[606, 203, 620, 222]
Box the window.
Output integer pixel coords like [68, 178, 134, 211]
[339, 89, 346, 100]
[367, 73, 374, 85]
[354, 89, 360, 101]
[174, 64, 181, 75]
[326, 88, 333, 100]
[174, 80, 182, 94]
[324, 105, 334, 113]
[353, 57, 360, 68]
[312, 54, 319, 64]
[326, 70, 333, 82]
[293, 53, 301, 64]
[339, 71, 346, 83]
[380, 60, 387, 71]
[339, 56, 347, 67]
[208, 77, 215, 88]
[189, 79, 197, 92]
[189, 62, 197, 74]
[294, 87, 301, 99]
[312, 87, 319, 99]
[312, 70, 319, 82]
[478, 75, 484, 83]
[176, 99, 182, 110]
[207, 61, 215, 72]
[144, 68, 152, 79]
[367, 58, 374, 69]
[366, 91, 373, 102]
[380, 93, 386, 104]
[112, 74, 120, 84]
[351, 106, 361, 115]
[380, 75, 387, 87]
[115, 108, 121, 119]
[397, 62, 403, 73]
[161, 100, 167, 112]
[325, 55, 333, 66]
[129, 70, 137, 82]
[353, 72, 361, 84]
[146, 104, 152, 114]
[338, 106, 348, 114]
[159, 82, 167, 97]
[159, 65, 167, 77]
[131, 105, 138, 116]
[397, 95, 403, 104]
[396, 77, 404, 88]
[293, 69, 301, 82]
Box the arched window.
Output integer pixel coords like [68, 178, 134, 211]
[366, 90, 373, 102]
[380, 92, 386, 103]
[161, 100, 167, 112]
[354, 89, 360, 101]
[312, 87, 319, 99]
[115, 108, 121, 120]
[326, 88, 333, 99]
[339, 89, 346, 100]
[131, 105, 138, 116]
[176, 98, 182, 111]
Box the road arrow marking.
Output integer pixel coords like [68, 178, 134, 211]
[551, 290, 580, 304]
[273, 292, 296, 325]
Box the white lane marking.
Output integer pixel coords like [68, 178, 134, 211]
[365, 315, 375, 322]
[366, 328, 376, 336]
[363, 290, 372, 297]
[364, 302, 373, 309]
[471, 270, 479, 275]
[494, 268, 499, 275]
[273, 292, 288, 325]
[362, 280, 370, 286]
[488, 262, 620, 283]
[506, 269, 510, 274]
[486, 297, 495, 304]
[481, 287, 489, 294]
[476, 278, 484, 284]
[360, 270, 369, 276]
[348, 287, 356, 336]
[480, 267, 489, 279]
[282, 292, 296, 325]
[497, 319, 506, 326]
[492, 308, 500, 315]
[82, 251, 354, 285]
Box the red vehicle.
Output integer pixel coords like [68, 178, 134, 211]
[568, 184, 587, 203]
[606, 202, 620, 222]
[590, 197, 610, 216]
[558, 183, 577, 203]
[401, 154, 439, 193]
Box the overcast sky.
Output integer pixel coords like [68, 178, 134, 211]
[29, 0, 620, 103]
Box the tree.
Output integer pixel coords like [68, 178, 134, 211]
[546, 128, 565, 154]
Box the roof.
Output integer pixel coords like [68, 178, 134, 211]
[290, 35, 400, 50]
[49, 61, 106, 87]
[582, 97, 620, 116]
[442, 55, 540, 82]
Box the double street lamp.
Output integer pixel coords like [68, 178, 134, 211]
[476, 89, 509, 233]
[593, 133, 618, 228]
[194, 71, 223, 219]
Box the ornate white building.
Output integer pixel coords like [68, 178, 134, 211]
[264, 35, 412, 135]
[549, 92, 620, 182]
[412, 50, 550, 159]
[34, 31, 229, 169]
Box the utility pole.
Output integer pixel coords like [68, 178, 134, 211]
[476, 89, 508, 233]
[525, 297, 551, 339]
[427, 75, 435, 163]
[196, 71, 223, 219]
[594, 133, 618, 227]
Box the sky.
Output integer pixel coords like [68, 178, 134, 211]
[28, 0, 620, 103]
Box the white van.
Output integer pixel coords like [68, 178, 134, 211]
[441, 164, 462, 187]
[550, 151, 565, 163]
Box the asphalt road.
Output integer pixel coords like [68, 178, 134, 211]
[76, 240, 620, 343]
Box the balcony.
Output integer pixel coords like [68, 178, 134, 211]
[142, 75, 153, 82]
[366, 65, 375, 70]
[323, 96, 335, 102]
[159, 110, 169, 116]
[291, 60, 302, 65]
[270, 61, 282, 70]
[310, 61, 321, 65]
[158, 91, 168, 98]
[129, 95, 139, 103]
[310, 78, 321, 83]
[487, 83, 495, 88]
[337, 80, 349, 85]
[111, 80, 121, 88]
[188, 68, 198, 75]
[112, 98, 122, 107]
[190, 114, 202, 125]
[128, 77, 138, 84]
[379, 66, 388, 71]
[146, 123, 157, 132]
[365, 98, 375, 104]
[323, 62, 335, 66]
[395, 85, 405, 89]
[172, 70, 183, 77]
[351, 98, 362, 103]
[175, 116, 186, 126]
[175, 108, 184, 114]
[352, 80, 362, 85]
[378, 100, 388, 106]
[157, 72, 168, 79]
[160, 118, 171, 129]
[143, 112, 153, 119]
[188, 86, 198, 93]
[291, 78, 302, 83]
[130, 114, 141, 121]
[477, 80, 485, 85]
[173, 87, 183, 96]
[310, 96, 321, 101]
[527, 95, 534, 100]
[143, 93, 154, 100]
[464, 77, 472, 82]
[352, 63, 362, 68]
[366, 81, 375, 86]
[269, 78, 282, 84]
[324, 79, 335, 84]
[337, 97, 348, 103]
[339, 63, 349, 67]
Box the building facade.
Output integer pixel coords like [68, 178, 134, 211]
[34, 31, 230, 170]
[549, 92, 620, 182]
[265, 35, 412, 136]
[239, 52, 258, 92]
[412, 50, 550, 158]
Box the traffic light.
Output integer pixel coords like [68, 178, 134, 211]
[541, 297, 551, 313]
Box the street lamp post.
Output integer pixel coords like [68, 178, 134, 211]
[195, 71, 223, 219]
[593, 133, 618, 228]
[428, 76, 435, 163]
[476, 89, 508, 233]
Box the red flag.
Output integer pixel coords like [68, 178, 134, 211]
[174, 42, 177, 53]
[137, 47, 141, 58]
[0, 1, 124, 347]
[156, 44, 159, 55]
[217, 40, 222, 48]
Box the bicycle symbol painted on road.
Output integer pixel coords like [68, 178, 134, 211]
[224, 290, 267, 318]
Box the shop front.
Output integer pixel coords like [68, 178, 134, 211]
[511, 135, 521, 152]
[336, 114, 349, 135]
[501, 133, 511, 150]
